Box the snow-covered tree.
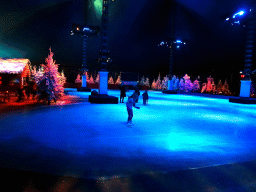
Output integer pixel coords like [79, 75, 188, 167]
[37, 48, 65, 103]
[144, 77, 150, 87]
[95, 72, 100, 83]
[161, 75, 169, 90]
[151, 79, 157, 89]
[108, 76, 114, 84]
[173, 77, 179, 90]
[179, 78, 185, 91]
[88, 74, 95, 84]
[206, 76, 214, 93]
[75, 74, 82, 83]
[156, 73, 162, 90]
[115, 75, 121, 84]
[139, 76, 145, 86]
[192, 79, 200, 92]
[183, 74, 193, 92]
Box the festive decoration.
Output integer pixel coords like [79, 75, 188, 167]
[183, 74, 193, 92]
[151, 79, 157, 89]
[37, 48, 66, 103]
[95, 72, 100, 83]
[88, 74, 95, 84]
[108, 76, 114, 84]
[144, 77, 150, 87]
[115, 75, 121, 84]
[192, 79, 200, 92]
[75, 74, 82, 83]
[156, 73, 162, 90]
[179, 78, 185, 91]
[161, 75, 169, 90]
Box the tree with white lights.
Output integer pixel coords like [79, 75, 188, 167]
[37, 48, 65, 104]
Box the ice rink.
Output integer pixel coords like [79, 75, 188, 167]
[0, 89, 256, 179]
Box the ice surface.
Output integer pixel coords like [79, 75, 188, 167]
[0, 89, 256, 179]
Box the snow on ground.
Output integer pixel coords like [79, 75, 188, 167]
[0, 89, 256, 179]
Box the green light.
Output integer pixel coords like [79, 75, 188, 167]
[94, 0, 102, 17]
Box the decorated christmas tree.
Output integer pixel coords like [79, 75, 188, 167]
[139, 76, 145, 86]
[108, 76, 114, 84]
[151, 79, 157, 89]
[95, 72, 100, 83]
[37, 48, 65, 104]
[173, 77, 180, 90]
[156, 73, 162, 90]
[192, 79, 200, 92]
[144, 77, 150, 87]
[75, 74, 82, 83]
[179, 78, 185, 91]
[206, 76, 214, 93]
[115, 75, 122, 85]
[183, 74, 193, 92]
[88, 74, 95, 84]
[161, 75, 169, 90]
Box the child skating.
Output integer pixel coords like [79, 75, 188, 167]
[126, 95, 140, 127]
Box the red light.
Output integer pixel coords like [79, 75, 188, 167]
[240, 74, 245, 79]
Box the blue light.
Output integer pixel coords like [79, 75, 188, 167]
[176, 40, 182, 43]
[226, 18, 230, 21]
[177, 45, 180, 48]
[83, 27, 90, 31]
[233, 10, 245, 18]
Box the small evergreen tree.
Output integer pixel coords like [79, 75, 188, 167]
[179, 78, 185, 91]
[88, 74, 95, 84]
[184, 74, 193, 92]
[161, 75, 169, 90]
[108, 76, 114, 84]
[95, 72, 100, 83]
[144, 77, 150, 87]
[156, 73, 162, 90]
[139, 76, 145, 86]
[75, 74, 82, 83]
[151, 79, 157, 89]
[115, 75, 121, 84]
[192, 79, 200, 92]
[173, 77, 179, 90]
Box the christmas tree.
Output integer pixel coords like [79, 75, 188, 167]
[144, 77, 150, 87]
[173, 77, 179, 90]
[88, 74, 95, 84]
[108, 76, 114, 84]
[192, 79, 200, 92]
[161, 75, 169, 90]
[179, 78, 185, 91]
[151, 79, 157, 89]
[183, 74, 193, 92]
[115, 75, 122, 85]
[75, 74, 82, 83]
[139, 76, 145, 86]
[37, 48, 65, 104]
[156, 73, 162, 90]
[95, 72, 100, 83]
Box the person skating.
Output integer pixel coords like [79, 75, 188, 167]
[126, 95, 140, 126]
[142, 90, 148, 105]
[119, 85, 126, 103]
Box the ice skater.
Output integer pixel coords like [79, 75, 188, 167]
[126, 95, 140, 126]
[142, 90, 148, 105]
[119, 85, 126, 103]
[132, 91, 139, 107]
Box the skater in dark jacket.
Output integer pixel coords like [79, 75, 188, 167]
[126, 95, 140, 125]
[142, 90, 148, 105]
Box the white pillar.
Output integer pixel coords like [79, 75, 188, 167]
[99, 71, 108, 95]
[168, 80, 173, 90]
[81, 75, 87, 88]
[239, 80, 251, 97]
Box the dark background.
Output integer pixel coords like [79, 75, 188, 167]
[0, 0, 255, 93]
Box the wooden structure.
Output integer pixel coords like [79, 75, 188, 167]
[0, 58, 31, 92]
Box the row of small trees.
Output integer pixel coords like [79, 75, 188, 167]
[75, 73, 122, 85]
[147, 73, 232, 95]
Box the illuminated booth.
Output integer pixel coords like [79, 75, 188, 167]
[0, 59, 31, 91]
